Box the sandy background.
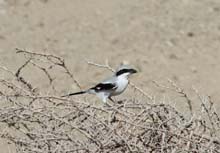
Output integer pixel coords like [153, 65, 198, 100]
[0, 0, 220, 152]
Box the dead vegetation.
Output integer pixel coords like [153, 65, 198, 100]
[0, 49, 220, 153]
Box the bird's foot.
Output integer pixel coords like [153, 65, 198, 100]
[117, 100, 124, 104]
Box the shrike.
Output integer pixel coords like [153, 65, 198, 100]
[62, 65, 137, 103]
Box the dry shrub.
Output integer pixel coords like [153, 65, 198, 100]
[0, 49, 220, 153]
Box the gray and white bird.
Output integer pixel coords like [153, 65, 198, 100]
[62, 65, 137, 103]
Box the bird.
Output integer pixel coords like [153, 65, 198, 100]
[62, 65, 137, 103]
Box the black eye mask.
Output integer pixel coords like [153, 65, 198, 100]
[115, 69, 137, 76]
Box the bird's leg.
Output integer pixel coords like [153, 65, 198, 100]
[108, 97, 115, 103]
[109, 97, 123, 105]
[101, 96, 111, 107]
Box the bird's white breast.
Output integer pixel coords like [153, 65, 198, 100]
[111, 75, 129, 96]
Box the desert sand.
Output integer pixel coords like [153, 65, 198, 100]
[0, 0, 220, 152]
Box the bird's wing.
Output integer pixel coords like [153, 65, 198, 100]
[90, 83, 117, 92]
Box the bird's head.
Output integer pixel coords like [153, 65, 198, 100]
[115, 65, 137, 78]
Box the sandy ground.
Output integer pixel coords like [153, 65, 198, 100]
[0, 0, 220, 152]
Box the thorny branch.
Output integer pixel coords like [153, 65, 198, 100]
[16, 48, 82, 90]
[153, 79, 193, 116]
[0, 50, 219, 153]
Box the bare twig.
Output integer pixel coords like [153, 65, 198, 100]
[16, 48, 82, 90]
[0, 51, 219, 153]
[85, 59, 115, 72]
[153, 79, 193, 116]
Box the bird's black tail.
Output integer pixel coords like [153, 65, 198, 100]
[61, 91, 86, 97]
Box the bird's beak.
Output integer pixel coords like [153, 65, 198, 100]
[130, 69, 137, 74]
